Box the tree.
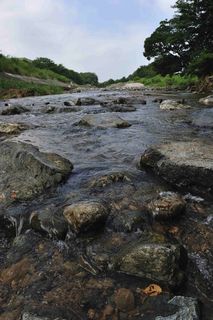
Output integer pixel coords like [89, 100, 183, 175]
[144, 0, 213, 75]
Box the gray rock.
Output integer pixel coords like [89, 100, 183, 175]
[0, 122, 29, 134]
[155, 296, 200, 320]
[30, 205, 68, 239]
[107, 105, 137, 112]
[78, 114, 131, 129]
[0, 105, 29, 115]
[140, 141, 213, 195]
[160, 100, 190, 110]
[199, 95, 213, 106]
[111, 210, 146, 232]
[22, 313, 66, 320]
[0, 141, 73, 203]
[147, 192, 186, 220]
[113, 232, 185, 286]
[63, 200, 109, 233]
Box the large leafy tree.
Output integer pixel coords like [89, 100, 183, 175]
[144, 0, 213, 75]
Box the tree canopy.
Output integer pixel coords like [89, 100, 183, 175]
[144, 0, 213, 76]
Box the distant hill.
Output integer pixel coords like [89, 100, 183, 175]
[0, 54, 98, 99]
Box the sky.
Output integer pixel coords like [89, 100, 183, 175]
[0, 0, 176, 82]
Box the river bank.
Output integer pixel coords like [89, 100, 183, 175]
[0, 89, 212, 320]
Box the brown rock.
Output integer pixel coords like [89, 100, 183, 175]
[114, 288, 135, 312]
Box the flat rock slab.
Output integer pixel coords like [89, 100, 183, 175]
[140, 141, 213, 196]
[78, 114, 131, 129]
[0, 141, 73, 203]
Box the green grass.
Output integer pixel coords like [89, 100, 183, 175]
[131, 74, 199, 89]
[0, 55, 70, 83]
[0, 77, 64, 99]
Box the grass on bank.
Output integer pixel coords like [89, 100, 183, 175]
[0, 77, 64, 99]
[132, 74, 199, 89]
[0, 55, 70, 83]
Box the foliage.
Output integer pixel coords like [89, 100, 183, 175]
[79, 72, 98, 85]
[0, 55, 69, 83]
[128, 64, 157, 79]
[144, 0, 213, 76]
[0, 75, 63, 99]
[187, 51, 213, 76]
[33, 57, 99, 85]
[134, 74, 198, 88]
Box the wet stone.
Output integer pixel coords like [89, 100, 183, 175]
[30, 205, 68, 239]
[114, 288, 135, 312]
[0, 140, 73, 203]
[160, 100, 191, 110]
[147, 192, 186, 220]
[140, 141, 213, 196]
[78, 114, 131, 129]
[0, 105, 29, 115]
[113, 232, 186, 286]
[63, 200, 109, 233]
[0, 122, 29, 135]
[111, 210, 147, 232]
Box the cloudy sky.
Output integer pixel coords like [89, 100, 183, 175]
[0, 0, 176, 81]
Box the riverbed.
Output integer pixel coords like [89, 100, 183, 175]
[0, 89, 212, 320]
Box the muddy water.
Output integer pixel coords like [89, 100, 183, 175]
[0, 89, 212, 319]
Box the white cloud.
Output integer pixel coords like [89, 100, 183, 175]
[0, 0, 165, 81]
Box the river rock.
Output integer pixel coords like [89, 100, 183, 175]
[199, 95, 213, 106]
[147, 192, 186, 220]
[160, 100, 191, 110]
[114, 288, 135, 312]
[155, 296, 200, 320]
[0, 105, 29, 115]
[123, 82, 145, 90]
[107, 105, 137, 112]
[140, 141, 213, 195]
[63, 200, 109, 233]
[113, 232, 185, 286]
[111, 210, 146, 232]
[0, 141, 73, 203]
[78, 114, 131, 129]
[30, 205, 68, 239]
[0, 122, 28, 134]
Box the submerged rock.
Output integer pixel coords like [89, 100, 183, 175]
[114, 288, 135, 312]
[113, 232, 185, 286]
[107, 105, 137, 112]
[156, 296, 200, 320]
[78, 114, 131, 129]
[160, 100, 190, 110]
[0, 141, 73, 203]
[140, 141, 213, 196]
[30, 205, 68, 239]
[192, 109, 213, 128]
[63, 200, 109, 233]
[199, 95, 213, 106]
[0, 122, 28, 135]
[147, 192, 186, 220]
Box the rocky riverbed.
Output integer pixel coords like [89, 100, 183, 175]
[0, 89, 212, 320]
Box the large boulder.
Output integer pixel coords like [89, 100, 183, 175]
[113, 232, 185, 286]
[78, 114, 131, 129]
[0, 141, 73, 203]
[140, 141, 213, 196]
[63, 200, 109, 233]
[199, 95, 213, 106]
[160, 100, 191, 110]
